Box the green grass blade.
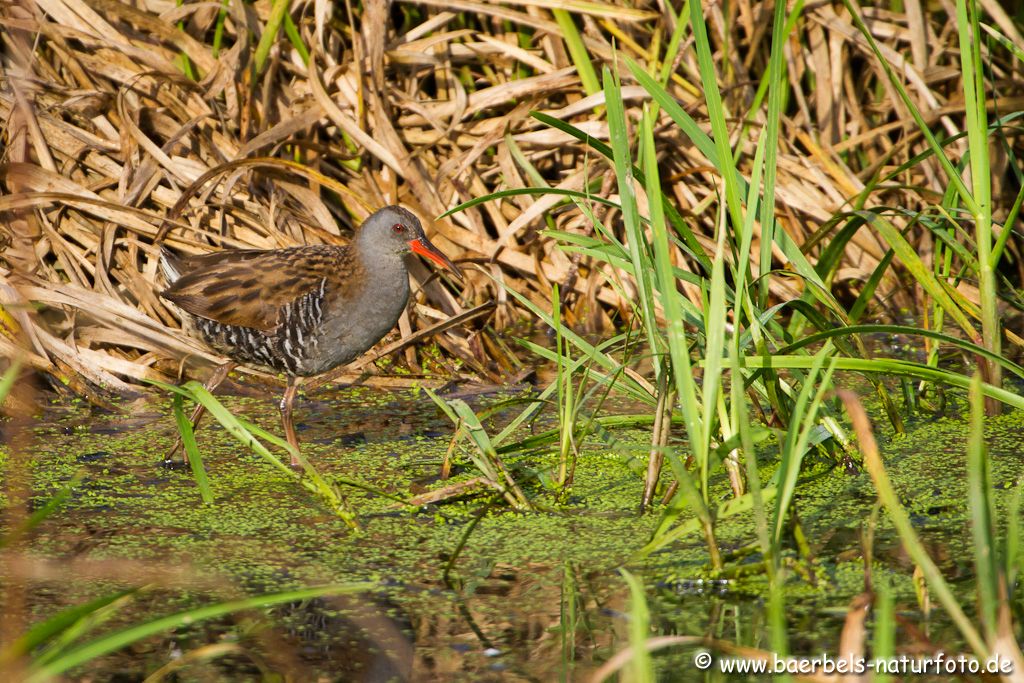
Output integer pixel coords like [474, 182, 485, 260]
[2, 590, 136, 664]
[553, 10, 600, 97]
[28, 591, 138, 668]
[772, 347, 835, 545]
[604, 67, 661, 365]
[873, 575, 895, 683]
[687, 0, 745, 232]
[632, 485, 779, 561]
[642, 105, 703, 480]
[620, 569, 655, 682]
[283, 14, 310, 66]
[147, 379, 356, 527]
[855, 210, 978, 341]
[210, 0, 230, 57]
[657, 0, 690, 87]
[980, 22, 1024, 63]
[967, 372, 999, 640]
[775, 323, 1024, 380]
[699, 204, 730, 499]
[506, 130, 550, 188]
[447, 398, 502, 483]
[759, 0, 794, 307]
[735, 355, 1024, 411]
[992, 183, 1024, 266]
[171, 394, 213, 504]
[26, 584, 373, 681]
[254, 0, 292, 74]
[955, 0, 999, 394]
[840, 0, 979, 216]
[439, 187, 619, 219]
[838, 392, 989, 659]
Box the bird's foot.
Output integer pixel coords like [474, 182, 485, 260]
[160, 456, 190, 471]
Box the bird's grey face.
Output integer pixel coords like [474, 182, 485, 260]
[382, 207, 425, 254]
[362, 206, 462, 278]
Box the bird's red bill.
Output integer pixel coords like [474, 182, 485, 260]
[409, 238, 463, 279]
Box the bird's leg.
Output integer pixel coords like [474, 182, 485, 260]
[166, 361, 236, 465]
[280, 376, 302, 467]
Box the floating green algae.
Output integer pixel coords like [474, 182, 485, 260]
[4, 383, 1021, 680]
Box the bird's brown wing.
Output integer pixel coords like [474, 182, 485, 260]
[161, 246, 357, 332]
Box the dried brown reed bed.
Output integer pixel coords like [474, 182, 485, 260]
[0, 0, 1022, 401]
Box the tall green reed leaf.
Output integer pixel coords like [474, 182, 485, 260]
[967, 372, 999, 641]
[642, 110, 701, 459]
[687, 0, 745, 232]
[956, 0, 1000, 397]
[873, 576, 895, 683]
[621, 569, 655, 682]
[604, 66, 661, 373]
[759, 0, 797, 309]
[552, 284, 576, 488]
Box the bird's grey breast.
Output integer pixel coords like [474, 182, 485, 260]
[303, 261, 410, 374]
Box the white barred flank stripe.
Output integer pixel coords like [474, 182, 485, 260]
[192, 278, 328, 376]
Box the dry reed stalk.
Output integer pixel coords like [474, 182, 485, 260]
[0, 0, 1020, 400]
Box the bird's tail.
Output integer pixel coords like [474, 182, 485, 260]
[159, 246, 184, 284]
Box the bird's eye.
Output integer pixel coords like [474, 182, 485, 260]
[392, 223, 406, 233]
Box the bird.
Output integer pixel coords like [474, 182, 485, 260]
[159, 205, 463, 466]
